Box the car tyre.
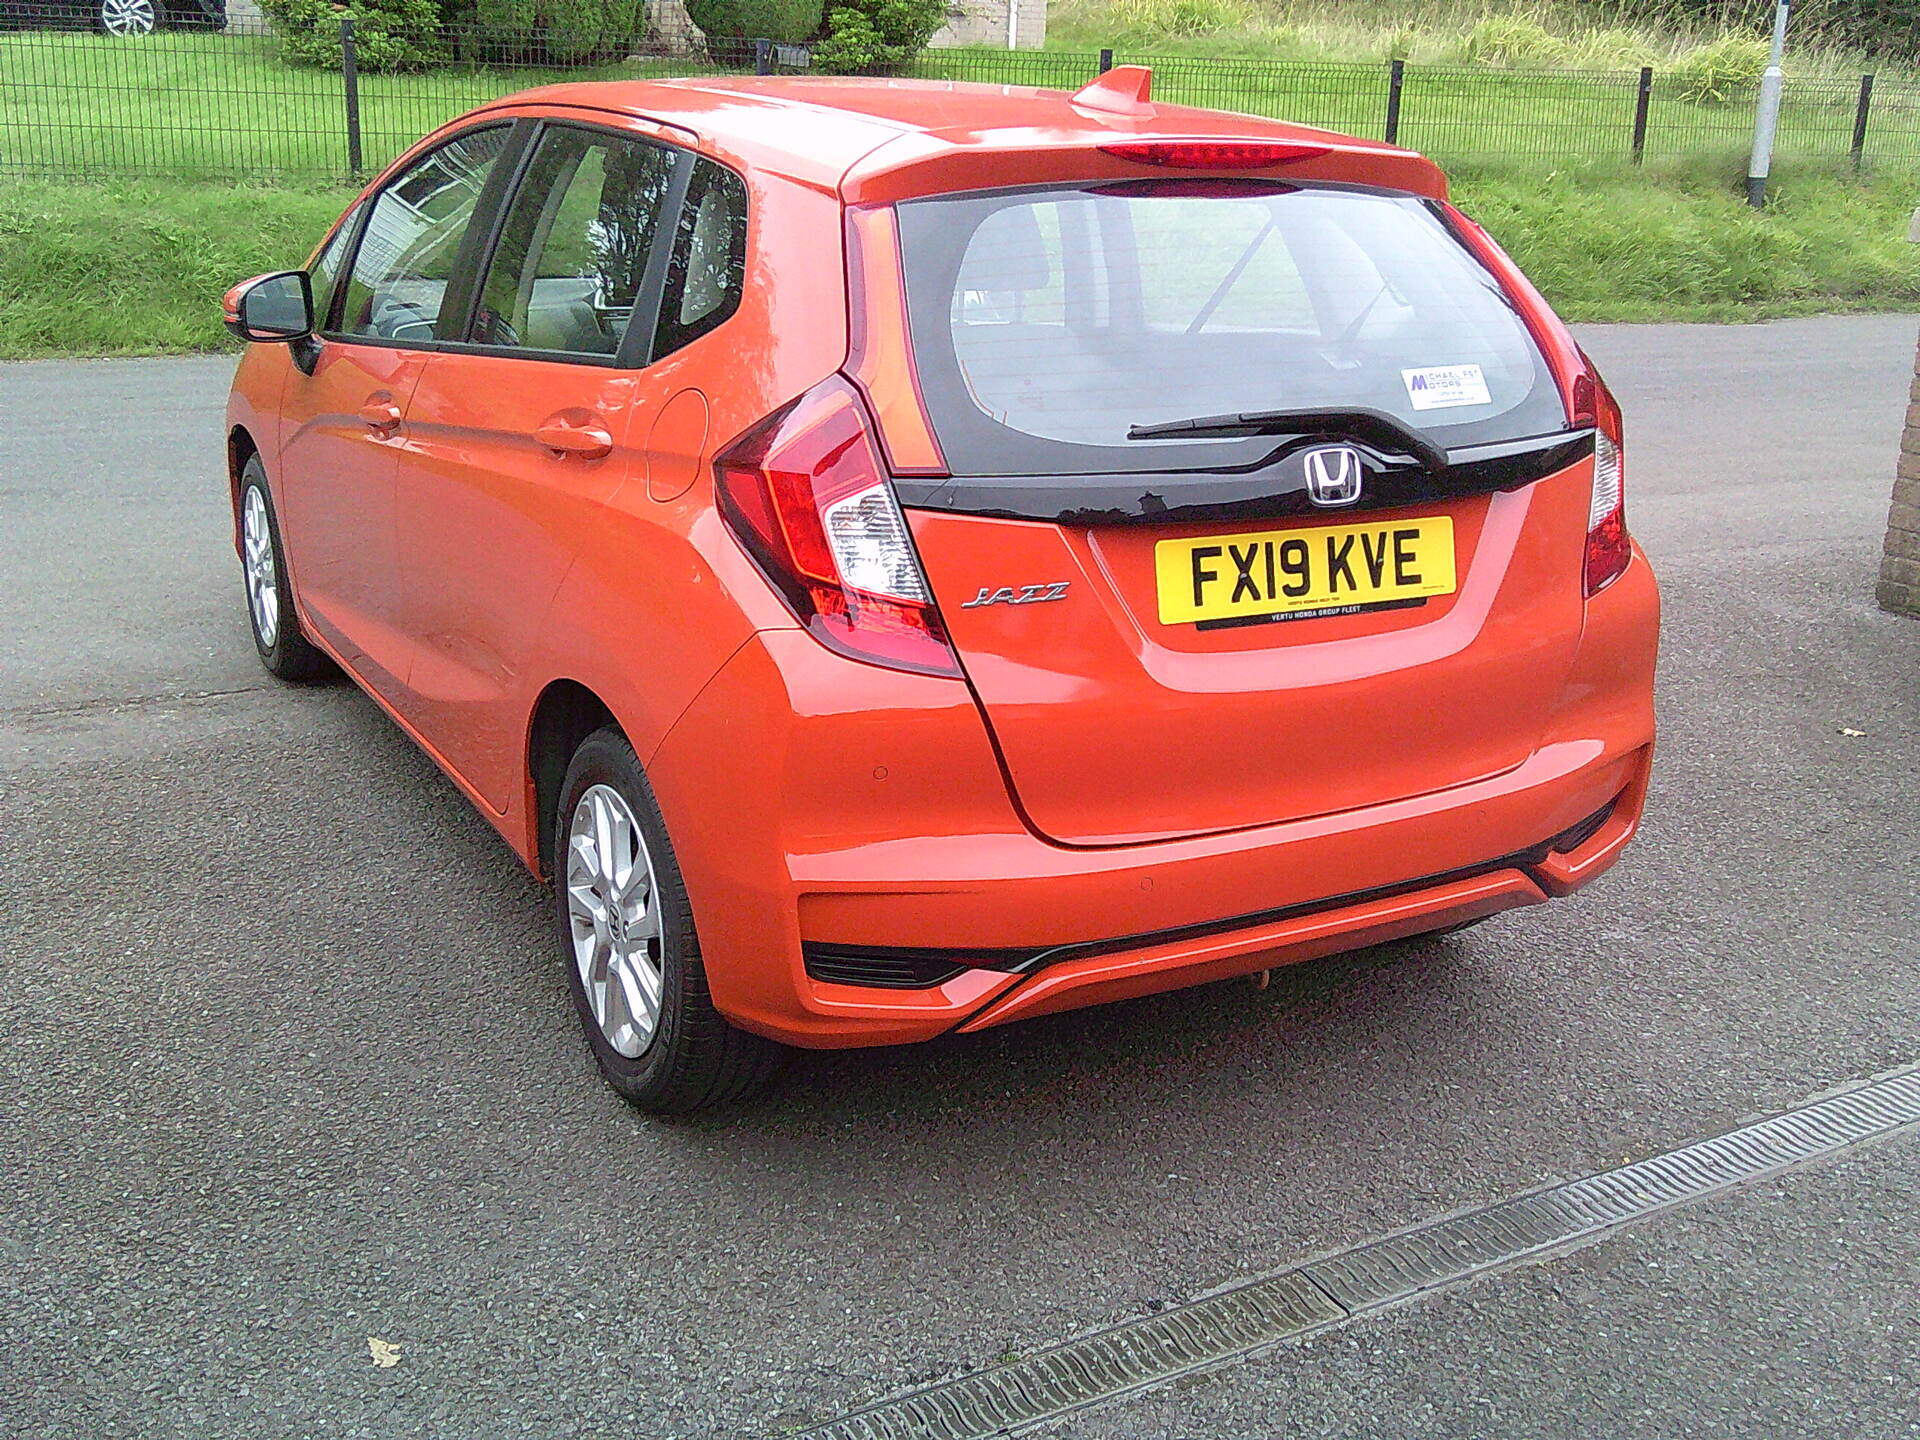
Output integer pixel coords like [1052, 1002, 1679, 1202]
[238, 456, 335, 682]
[554, 727, 784, 1113]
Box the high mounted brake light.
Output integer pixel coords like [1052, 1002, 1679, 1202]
[1099, 140, 1333, 169]
[714, 377, 961, 677]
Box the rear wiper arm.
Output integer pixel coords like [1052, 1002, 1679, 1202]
[1125, 406, 1450, 472]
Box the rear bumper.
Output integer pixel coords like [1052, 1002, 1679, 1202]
[647, 549, 1657, 1048]
[956, 772, 1640, 1033]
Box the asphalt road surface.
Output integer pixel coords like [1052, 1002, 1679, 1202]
[3, 317, 1918, 1439]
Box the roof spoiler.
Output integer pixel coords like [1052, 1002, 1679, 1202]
[1071, 65, 1153, 117]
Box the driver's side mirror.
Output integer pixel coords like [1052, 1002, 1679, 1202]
[223, 271, 314, 343]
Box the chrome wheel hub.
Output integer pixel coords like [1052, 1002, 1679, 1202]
[241, 486, 280, 648]
[565, 784, 664, 1058]
[100, 0, 155, 34]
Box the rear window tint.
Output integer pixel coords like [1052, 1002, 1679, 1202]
[896, 181, 1566, 476]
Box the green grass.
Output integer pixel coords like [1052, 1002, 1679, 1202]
[0, 177, 353, 357]
[3, 164, 1917, 360]
[1457, 162, 1920, 322]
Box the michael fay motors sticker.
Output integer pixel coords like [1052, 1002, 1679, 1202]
[1402, 364, 1492, 411]
[1156, 517, 1457, 628]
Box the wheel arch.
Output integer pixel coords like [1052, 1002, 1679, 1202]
[226, 425, 260, 555]
[526, 679, 622, 879]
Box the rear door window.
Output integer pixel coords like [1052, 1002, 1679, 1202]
[896, 181, 1565, 476]
[469, 126, 679, 359]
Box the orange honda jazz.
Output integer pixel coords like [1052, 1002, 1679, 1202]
[222, 67, 1658, 1111]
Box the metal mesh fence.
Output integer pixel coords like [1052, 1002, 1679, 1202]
[5, 8, 1920, 182]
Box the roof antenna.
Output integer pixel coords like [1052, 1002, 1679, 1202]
[1071, 65, 1153, 117]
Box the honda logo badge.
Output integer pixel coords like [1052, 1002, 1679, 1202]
[1303, 446, 1364, 508]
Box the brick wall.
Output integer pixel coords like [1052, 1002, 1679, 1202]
[1880, 335, 1920, 618]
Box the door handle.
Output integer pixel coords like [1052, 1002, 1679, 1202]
[534, 417, 614, 460]
[359, 397, 402, 430]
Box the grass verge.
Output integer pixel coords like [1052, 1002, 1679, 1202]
[0, 178, 352, 358]
[1457, 162, 1920, 322]
[1, 164, 1917, 361]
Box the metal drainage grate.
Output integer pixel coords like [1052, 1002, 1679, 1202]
[796, 1065, 1920, 1440]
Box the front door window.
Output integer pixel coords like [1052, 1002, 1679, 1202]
[336, 126, 512, 344]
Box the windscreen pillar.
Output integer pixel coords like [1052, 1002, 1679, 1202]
[1878, 330, 1920, 617]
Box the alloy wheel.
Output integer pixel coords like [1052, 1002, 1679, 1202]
[565, 784, 665, 1058]
[241, 486, 280, 648]
[99, 0, 156, 34]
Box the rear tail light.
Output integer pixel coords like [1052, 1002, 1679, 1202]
[1578, 367, 1631, 596]
[714, 377, 961, 677]
[1444, 202, 1632, 598]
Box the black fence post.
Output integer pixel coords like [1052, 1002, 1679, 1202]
[340, 16, 363, 180]
[754, 38, 772, 74]
[1385, 58, 1404, 145]
[1098, 47, 1113, 74]
[1632, 66, 1653, 164]
[1852, 73, 1875, 171]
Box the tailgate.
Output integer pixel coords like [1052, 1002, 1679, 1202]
[909, 463, 1592, 846]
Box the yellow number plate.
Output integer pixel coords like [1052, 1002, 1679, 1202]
[1155, 516, 1456, 626]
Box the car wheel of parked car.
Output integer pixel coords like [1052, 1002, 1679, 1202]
[555, 727, 783, 1113]
[97, 0, 156, 33]
[239, 457, 335, 682]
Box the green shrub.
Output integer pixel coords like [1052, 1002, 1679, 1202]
[449, 0, 650, 63]
[1669, 33, 1768, 106]
[260, 0, 448, 71]
[682, 0, 823, 58]
[811, 0, 944, 73]
[1459, 16, 1575, 67]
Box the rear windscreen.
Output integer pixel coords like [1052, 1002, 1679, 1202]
[895, 181, 1566, 477]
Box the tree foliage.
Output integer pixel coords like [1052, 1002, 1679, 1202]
[811, 0, 946, 72]
[446, 0, 650, 64]
[260, 0, 448, 71]
[683, 0, 824, 53]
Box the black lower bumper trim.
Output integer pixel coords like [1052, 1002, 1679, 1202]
[802, 798, 1620, 990]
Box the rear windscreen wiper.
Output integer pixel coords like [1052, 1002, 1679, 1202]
[1125, 406, 1450, 472]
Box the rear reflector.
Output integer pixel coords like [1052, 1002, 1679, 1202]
[715, 377, 961, 677]
[1099, 140, 1332, 169]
